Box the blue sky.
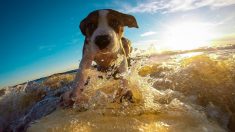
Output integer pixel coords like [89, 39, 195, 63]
[1, 0, 235, 88]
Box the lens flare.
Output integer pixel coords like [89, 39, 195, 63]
[161, 22, 214, 50]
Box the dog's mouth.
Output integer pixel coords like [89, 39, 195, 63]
[98, 47, 112, 53]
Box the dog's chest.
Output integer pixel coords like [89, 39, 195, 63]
[94, 52, 118, 68]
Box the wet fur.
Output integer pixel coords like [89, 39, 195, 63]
[61, 9, 138, 105]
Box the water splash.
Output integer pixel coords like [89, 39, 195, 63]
[28, 49, 235, 132]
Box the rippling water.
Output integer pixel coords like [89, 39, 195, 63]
[29, 49, 235, 132]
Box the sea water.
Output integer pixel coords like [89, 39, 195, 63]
[28, 49, 235, 132]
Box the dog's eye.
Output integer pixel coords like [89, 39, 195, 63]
[87, 23, 96, 30]
[110, 19, 120, 27]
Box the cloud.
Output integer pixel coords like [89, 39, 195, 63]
[67, 38, 81, 45]
[133, 39, 158, 49]
[140, 31, 157, 37]
[38, 45, 56, 51]
[123, 0, 235, 13]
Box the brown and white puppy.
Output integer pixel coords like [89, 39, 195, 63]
[61, 9, 138, 106]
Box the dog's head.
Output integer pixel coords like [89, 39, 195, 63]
[80, 9, 138, 53]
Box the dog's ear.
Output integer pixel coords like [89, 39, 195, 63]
[79, 18, 87, 36]
[122, 14, 139, 28]
[108, 9, 138, 28]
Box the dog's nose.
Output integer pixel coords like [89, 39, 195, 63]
[95, 35, 111, 50]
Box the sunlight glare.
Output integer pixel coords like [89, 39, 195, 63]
[161, 22, 214, 50]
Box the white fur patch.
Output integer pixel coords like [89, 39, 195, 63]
[90, 10, 120, 54]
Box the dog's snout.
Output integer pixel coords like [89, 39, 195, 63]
[95, 35, 111, 50]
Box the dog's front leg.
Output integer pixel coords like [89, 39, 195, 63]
[61, 44, 93, 107]
[116, 54, 133, 102]
[72, 50, 93, 102]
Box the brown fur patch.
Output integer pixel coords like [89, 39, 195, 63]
[80, 11, 99, 37]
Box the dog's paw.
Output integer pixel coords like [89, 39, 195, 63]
[114, 88, 134, 103]
[60, 90, 75, 108]
[120, 90, 134, 103]
[60, 89, 87, 108]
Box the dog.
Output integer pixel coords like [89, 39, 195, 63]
[61, 9, 139, 106]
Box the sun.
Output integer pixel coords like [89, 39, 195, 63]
[161, 22, 214, 51]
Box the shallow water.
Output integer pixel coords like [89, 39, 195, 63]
[28, 49, 235, 132]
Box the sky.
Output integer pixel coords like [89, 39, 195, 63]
[1, 0, 235, 88]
